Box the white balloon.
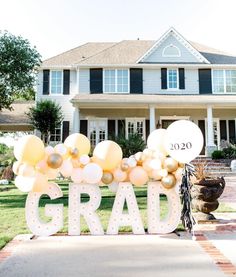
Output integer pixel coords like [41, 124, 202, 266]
[164, 120, 204, 164]
[82, 163, 103, 184]
[15, 175, 35, 192]
[54, 144, 68, 156]
[71, 168, 83, 183]
[45, 146, 54, 155]
[127, 157, 137, 168]
[108, 182, 119, 193]
[79, 154, 90, 165]
[60, 159, 73, 177]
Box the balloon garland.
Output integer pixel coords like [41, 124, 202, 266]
[13, 120, 203, 234]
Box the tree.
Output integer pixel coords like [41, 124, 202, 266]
[0, 31, 41, 110]
[26, 100, 64, 145]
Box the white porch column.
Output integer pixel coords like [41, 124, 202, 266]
[73, 107, 80, 133]
[206, 105, 216, 156]
[149, 106, 156, 132]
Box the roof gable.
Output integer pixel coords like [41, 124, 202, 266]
[137, 28, 210, 64]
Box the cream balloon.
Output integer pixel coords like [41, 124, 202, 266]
[45, 145, 54, 156]
[82, 163, 103, 184]
[173, 167, 183, 181]
[47, 168, 59, 180]
[64, 133, 91, 156]
[14, 135, 45, 166]
[129, 166, 149, 186]
[93, 140, 123, 171]
[18, 163, 35, 177]
[113, 168, 127, 182]
[60, 159, 73, 177]
[71, 168, 83, 183]
[32, 173, 49, 193]
[147, 129, 168, 155]
[164, 120, 204, 164]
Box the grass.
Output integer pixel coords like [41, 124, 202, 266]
[0, 182, 235, 250]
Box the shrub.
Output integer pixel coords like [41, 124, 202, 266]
[222, 145, 236, 159]
[212, 150, 225, 160]
[112, 133, 146, 157]
[0, 143, 9, 154]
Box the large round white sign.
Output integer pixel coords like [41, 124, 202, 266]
[164, 120, 204, 164]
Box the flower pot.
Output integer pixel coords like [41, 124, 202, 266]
[191, 177, 225, 221]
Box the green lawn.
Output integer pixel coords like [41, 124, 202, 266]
[0, 182, 235, 250]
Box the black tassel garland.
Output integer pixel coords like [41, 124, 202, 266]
[180, 164, 195, 233]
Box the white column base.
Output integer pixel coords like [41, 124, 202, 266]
[205, 145, 217, 157]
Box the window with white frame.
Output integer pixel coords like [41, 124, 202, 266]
[167, 69, 178, 89]
[51, 70, 63, 94]
[50, 126, 62, 142]
[104, 69, 129, 93]
[126, 118, 145, 140]
[88, 119, 107, 147]
[213, 70, 236, 93]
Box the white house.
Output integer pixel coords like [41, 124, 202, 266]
[37, 27, 236, 156]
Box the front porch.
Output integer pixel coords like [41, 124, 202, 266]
[71, 94, 236, 156]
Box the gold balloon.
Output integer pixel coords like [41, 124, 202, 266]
[161, 174, 176, 189]
[164, 157, 179, 173]
[101, 171, 114, 184]
[47, 153, 63, 169]
[70, 147, 79, 159]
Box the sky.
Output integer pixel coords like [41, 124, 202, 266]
[1, 0, 236, 60]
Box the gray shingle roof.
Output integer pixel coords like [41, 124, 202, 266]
[42, 40, 236, 67]
[0, 101, 34, 125]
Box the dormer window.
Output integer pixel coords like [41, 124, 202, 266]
[162, 44, 181, 57]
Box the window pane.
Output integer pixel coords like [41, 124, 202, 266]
[213, 70, 224, 93]
[168, 69, 177, 89]
[51, 71, 62, 94]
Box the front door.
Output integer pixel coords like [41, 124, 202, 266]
[88, 119, 107, 147]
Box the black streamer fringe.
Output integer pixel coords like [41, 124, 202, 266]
[180, 164, 195, 232]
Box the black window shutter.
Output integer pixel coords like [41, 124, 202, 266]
[118, 120, 125, 137]
[43, 70, 50, 95]
[63, 70, 70, 95]
[199, 69, 212, 94]
[90, 68, 103, 94]
[220, 120, 227, 141]
[145, 119, 150, 141]
[80, 120, 88, 136]
[62, 121, 69, 142]
[228, 120, 236, 143]
[130, 68, 143, 94]
[178, 68, 185, 89]
[198, 120, 206, 155]
[108, 120, 116, 139]
[161, 68, 167, 89]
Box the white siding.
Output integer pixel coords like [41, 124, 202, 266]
[36, 70, 75, 134]
[143, 69, 160, 93]
[79, 69, 90, 94]
[143, 35, 202, 63]
[143, 69, 199, 94]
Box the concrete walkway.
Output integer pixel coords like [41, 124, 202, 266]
[0, 233, 233, 277]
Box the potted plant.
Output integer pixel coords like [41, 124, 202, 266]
[191, 162, 225, 221]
